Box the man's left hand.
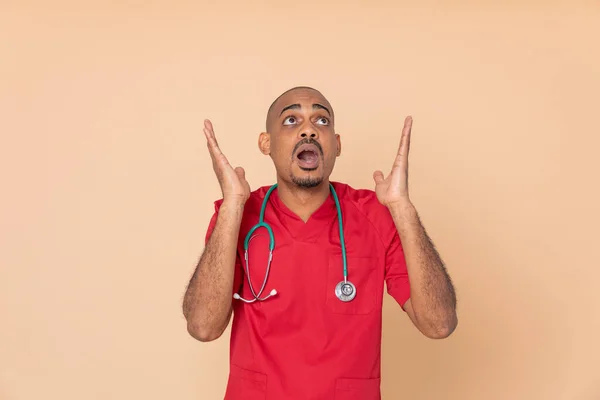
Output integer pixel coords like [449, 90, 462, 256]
[373, 116, 413, 207]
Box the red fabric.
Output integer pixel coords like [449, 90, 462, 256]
[203, 181, 411, 400]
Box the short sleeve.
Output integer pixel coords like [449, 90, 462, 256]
[204, 201, 244, 295]
[385, 230, 411, 311]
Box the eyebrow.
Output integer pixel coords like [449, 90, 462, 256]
[279, 103, 331, 117]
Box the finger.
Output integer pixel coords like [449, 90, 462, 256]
[203, 119, 219, 147]
[203, 119, 214, 137]
[397, 116, 412, 155]
[203, 120, 228, 164]
[395, 116, 412, 168]
[203, 128, 221, 160]
[373, 170, 384, 184]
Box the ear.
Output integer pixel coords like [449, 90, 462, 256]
[335, 133, 341, 157]
[258, 131, 271, 155]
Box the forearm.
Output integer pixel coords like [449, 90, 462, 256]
[183, 201, 244, 341]
[388, 200, 457, 337]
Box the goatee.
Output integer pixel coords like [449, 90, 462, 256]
[291, 175, 323, 188]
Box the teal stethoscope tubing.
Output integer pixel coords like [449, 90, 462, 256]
[237, 183, 349, 302]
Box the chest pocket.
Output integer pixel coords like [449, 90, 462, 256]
[325, 254, 380, 315]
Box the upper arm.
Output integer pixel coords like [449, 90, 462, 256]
[384, 230, 411, 312]
[402, 298, 418, 325]
[384, 231, 425, 332]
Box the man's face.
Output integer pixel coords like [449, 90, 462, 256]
[260, 88, 341, 188]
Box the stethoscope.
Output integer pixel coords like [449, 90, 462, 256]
[233, 183, 356, 304]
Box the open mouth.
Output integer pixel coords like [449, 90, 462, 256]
[295, 143, 320, 170]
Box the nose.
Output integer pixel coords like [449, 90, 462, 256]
[299, 123, 319, 140]
[300, 132, 316, 139]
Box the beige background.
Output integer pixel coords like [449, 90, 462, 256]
[1, 1, 599, 399]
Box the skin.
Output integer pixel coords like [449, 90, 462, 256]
[182, 87, 458, 341]
[258, 87, 341, 221]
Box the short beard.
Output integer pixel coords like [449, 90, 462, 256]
[291, 173, 323, 188]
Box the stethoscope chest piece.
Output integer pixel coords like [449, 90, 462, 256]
[335, 280, 356, 302]
[235, 182, 359, 304]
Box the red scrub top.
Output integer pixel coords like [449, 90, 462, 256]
[204, 181, 411, 400]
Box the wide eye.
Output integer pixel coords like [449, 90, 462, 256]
[283, 116, 297, 125]
[316, 117, 329, 125]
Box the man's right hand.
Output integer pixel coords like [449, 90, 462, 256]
[203, 119, 251, 205]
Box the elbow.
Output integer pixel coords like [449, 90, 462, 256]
[423, 314, 458, 340]
[186, 320, 224, 343]
[425, 325, 455, 339]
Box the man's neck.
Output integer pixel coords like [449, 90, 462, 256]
[275, 179, 331, 223]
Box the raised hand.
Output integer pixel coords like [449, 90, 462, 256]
[203, 119, 251, 205]
[373, 116, 413, 207]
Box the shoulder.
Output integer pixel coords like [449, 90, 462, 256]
[331, 181, 395, 233]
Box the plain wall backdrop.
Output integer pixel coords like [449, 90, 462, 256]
[1, 1, 599, 399]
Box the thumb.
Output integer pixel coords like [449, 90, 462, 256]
[234, 166, 246, 180]
[373, 170, 384, 184]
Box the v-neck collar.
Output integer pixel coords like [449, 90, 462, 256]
[267, 183, 339, 242]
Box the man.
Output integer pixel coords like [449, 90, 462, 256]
[182, 86, 458, 399]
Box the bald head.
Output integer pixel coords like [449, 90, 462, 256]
[265, 86, 334, 132]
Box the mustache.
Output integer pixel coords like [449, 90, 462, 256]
[293, 138, 323, 156]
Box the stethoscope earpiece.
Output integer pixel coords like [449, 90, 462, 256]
[233, 288, 277, 303]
